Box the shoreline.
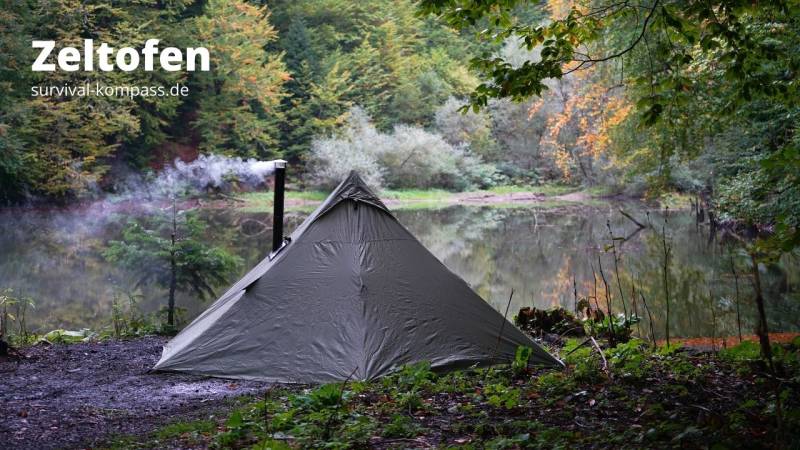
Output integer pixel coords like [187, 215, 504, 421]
[0, 185, 669, 216]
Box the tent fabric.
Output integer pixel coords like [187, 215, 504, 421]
[154, 171, 561, 383]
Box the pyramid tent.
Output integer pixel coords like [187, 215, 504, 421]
[154, 172, 561, 382]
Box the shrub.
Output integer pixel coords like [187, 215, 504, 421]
[308, 106, 496, 190]
[584, 313, 640, 344]
[561, 338, 603, 382]
[606, 338, 650, 378]
[484, 383, 521, 409]
[291, 383, 349, 412]
[306, 107, 386, 190]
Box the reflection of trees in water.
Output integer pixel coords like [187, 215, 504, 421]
[399, 205, 800, 339]
[625, 215, 800, 340]
[0, 211, 154, 332]
[398, 207, 505, 303]
[1, 204, 797, 337]
[399, 206, 602, 312]
[0, 208, 305, 331]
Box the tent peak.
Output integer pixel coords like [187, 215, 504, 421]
[343, 170, 373, 191]
[327, 171, 388, 212]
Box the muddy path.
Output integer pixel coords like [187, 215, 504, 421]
[0, 337, 270, 450]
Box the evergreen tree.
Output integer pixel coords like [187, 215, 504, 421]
[278, 18, 319, 163]
[104, 207, 241, 328]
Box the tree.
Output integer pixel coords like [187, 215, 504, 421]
[271, 0, 482, 130]
[104, 206, 241, 328]
[0, 0, 193, 202]
[193, 0, 288, 158]
[435, 97, 496, 158]
[419, 1, 795, 111]
[277, 18, 320, 163]
[420, 0, 799, 364]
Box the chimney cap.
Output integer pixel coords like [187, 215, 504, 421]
[274, 160, 287, 169]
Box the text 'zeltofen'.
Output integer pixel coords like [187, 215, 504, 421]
[32, 39, 210, 72]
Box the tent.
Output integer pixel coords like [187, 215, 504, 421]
[154, 171, 561, 382]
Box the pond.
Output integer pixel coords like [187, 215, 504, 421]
[1, 198, 798, 341]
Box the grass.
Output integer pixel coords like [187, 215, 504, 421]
[239, 190, 327, 204]
[235, 190, 326, 213]
[105, 420, 216, 450]
[583, 184, 621, 197]
[234, 183, 587, 213]
[379, 188, 453, 201]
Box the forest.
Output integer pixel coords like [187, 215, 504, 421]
[1, 0, 799, 449]
[2, 1, 793, 215]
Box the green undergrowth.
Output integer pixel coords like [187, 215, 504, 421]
[2, 292, 179, 347]
[105, 339, 800, 449]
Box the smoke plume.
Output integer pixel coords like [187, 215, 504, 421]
[121, 154, 279, 199]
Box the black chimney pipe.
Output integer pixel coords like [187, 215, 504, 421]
[272, 160, 287, 252]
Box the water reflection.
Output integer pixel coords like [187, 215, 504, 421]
[1, 202, 797, 339]
[405, 205, 800, 340]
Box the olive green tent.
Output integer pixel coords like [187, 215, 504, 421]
[154, 171, 561, 382]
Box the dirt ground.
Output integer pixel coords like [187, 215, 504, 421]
[0, 337, 269, 450]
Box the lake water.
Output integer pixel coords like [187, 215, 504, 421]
[1, 198, 798, 340]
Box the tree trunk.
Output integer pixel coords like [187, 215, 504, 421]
[0, 305, 6, 338]
[168, 201, 177, 328]
[169, 247, 176, 327]
[731, 254, 743, 343]
[661, 223, 671, 348]
[750, 253, 773, 371]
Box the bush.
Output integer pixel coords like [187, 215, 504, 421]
[584, 313, 640, 344]
[306, 107, 387, 190]
[308, 106, 497, 190]
[379, 124, 464, 189]
[495, 161, 541, 185]
[606, 338, 650, 378]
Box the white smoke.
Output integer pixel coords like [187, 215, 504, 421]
[155, 154, 277, 194]
[116, 154, 279, 200]
[2, 155, 282, 251]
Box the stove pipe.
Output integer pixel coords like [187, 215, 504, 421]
[272, 160, 287, 253]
